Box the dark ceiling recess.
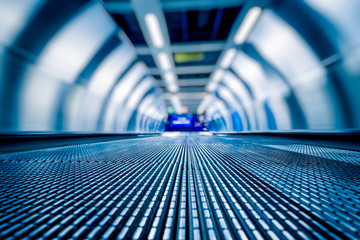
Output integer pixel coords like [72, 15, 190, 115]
[110, 7, 241, 45]
[138, 55, 156, 67]
[164, 8, 241, 43]
[108, 6, 242, 114]
[160, 86, 206, 93]
[177, 72, 212, 79]
[153, 73, 211, 81]
[216, 8, 241, 39]
[111, 13, 147, 44]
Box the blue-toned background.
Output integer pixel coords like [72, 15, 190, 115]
[0, 0, 359, 132]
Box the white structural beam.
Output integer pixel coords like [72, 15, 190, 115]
[197, 94, 214, 115]
[163, 92, 208, 100]
[148, 65, 214, 75]
[135, 41, 225, 55]
[158, 78, 208, 87]
[170, 95, 182, 114]
[131, 0, 182, 112]
[104, 0, 245, 14]
[205, 5, 264, 92]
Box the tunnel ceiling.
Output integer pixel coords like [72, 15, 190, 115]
[102, 0, 360, 132]
[103, 0, 243, 114]
[1, 0, 359, 132]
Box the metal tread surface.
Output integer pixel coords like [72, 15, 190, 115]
[0, 134, 359, 239]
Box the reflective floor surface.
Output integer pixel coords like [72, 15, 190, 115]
[0, 134, 359, 239]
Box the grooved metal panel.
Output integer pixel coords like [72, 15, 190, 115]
[0, 135, 359, 239]
[264, 144, 360, 164]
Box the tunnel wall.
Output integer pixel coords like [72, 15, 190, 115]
[1, 0, 360, 133]
[206, 0, 360, 132]
[0, 0, 167, 133]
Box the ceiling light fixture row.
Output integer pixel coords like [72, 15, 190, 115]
[145, 12, 179, 94]
[144, 13, 164, 48]
[200, 6, 262, 114]
[207, 6, 263, 92]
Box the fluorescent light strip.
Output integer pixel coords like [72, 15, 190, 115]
[145, 13, 164, 48]
[197, 95, 213, 115]
[168, 82, 179, 93]
[220, 48, 237, 69]
[171, 95, 182, 113]
[206, 82, 218, 92]
[212, 69, 224, 82]
[158, 52, 171, 71]
[164, 72, 176, 83]
[234, 6, 262, 45]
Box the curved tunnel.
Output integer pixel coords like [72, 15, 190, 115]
[0, 0, 167, 132]
[203, 0, 360, 132]
[0, 1, 360, 240]
[0, 0, 359, 133]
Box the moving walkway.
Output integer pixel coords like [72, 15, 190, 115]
[0, 133, 359, 239]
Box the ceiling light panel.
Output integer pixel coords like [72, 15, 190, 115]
[144, 13, 164, 48]
[132, 0, 181, 110]
[212, 69, 225, 83]
[164, 72, 176, 83]
[234, 6, 262, 45]
[168, 82, 179, 93]
[158, 52, 171, 71]
[206, 82, 218, 92]
[220, 48, 237, 69]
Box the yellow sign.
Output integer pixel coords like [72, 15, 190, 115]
[174, 53, 204, 63]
